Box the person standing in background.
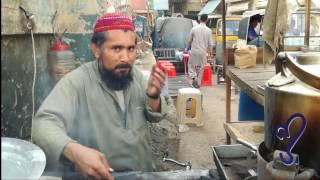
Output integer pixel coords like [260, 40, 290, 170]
[186, 14, 213, 88]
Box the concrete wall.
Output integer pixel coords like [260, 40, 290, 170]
[1, 35, 54, 138]
[1, 0, 108, 35]
[1, 0, 107, 138]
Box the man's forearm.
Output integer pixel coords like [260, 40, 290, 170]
[147, 97, 161, 112]
[63, 142, 81, 162]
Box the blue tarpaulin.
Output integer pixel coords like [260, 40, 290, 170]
[198, 0, 221, 15]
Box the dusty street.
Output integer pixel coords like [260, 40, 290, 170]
[177, 75, 240, 169]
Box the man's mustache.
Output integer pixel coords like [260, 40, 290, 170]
[115, 64, 132, 69]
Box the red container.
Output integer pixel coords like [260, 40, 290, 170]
[48, 38, 76, 82]
[50, 38, 70, 50]
[201, 64, 212, 86]
[157, 61, 173, 66]
[163, 65, 176, 78]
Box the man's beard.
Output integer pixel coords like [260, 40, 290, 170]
[98, 60, 133, 90]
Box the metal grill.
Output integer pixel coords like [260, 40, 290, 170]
[153, 48, 176, 60]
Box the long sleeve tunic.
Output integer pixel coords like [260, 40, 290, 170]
[32, 61, 170, 173]
[187, 23, 213, 65]
[187, 23, 213, 82]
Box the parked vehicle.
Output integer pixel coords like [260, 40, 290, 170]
[237, 8, 320, 49]
[236, 10, 265, 64]
[152, 16, 197, 72]
[152, 17, 196, 50]
[284, 8, 320, 49]
[206, 14, 221, 45]
[214, 16, 241, 65]
[238, 10, 265, 45]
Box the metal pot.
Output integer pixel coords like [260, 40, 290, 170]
[264, 52, 320, 172]
[1, 137, 46, 179]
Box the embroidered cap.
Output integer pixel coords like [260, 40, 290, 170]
[93, 13, 134, 33]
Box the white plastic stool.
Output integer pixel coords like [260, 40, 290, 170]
[176, 88, 203, 127]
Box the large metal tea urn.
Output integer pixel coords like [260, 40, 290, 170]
[262, 51, 320, 178]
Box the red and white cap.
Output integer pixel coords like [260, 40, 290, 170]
[93, 13, 134, 33]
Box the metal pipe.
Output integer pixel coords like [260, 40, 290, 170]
[236, 138, 258, 152]
[163, 157, 191, 169]
[163, 152, 192, 170]
[222, 0, 226, 78]
[19, 6, 34, 20]
[304, 0, 311, 47]
[146, 1, 150, 40]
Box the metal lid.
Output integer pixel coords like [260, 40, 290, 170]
[286, 52, 320, 89]
[1, 137, 46, 179]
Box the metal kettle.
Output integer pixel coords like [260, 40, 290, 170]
[264, 51, 320, 172]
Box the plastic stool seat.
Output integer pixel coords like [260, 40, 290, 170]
[176, 88, 203, 127]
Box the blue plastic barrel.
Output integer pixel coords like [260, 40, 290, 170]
[238, 90, 264, 121]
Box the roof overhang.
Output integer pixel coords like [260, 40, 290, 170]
[198, 0, 221, 15]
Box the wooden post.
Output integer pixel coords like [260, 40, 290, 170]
[226, 72, 231, 144]
[221, 0, 231, 144]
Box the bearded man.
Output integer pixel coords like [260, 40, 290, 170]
[32, 13, 171, 179]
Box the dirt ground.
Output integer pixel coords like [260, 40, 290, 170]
[176, 74, 240, 169]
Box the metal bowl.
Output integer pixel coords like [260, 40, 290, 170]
[1, 137, 46, 180]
